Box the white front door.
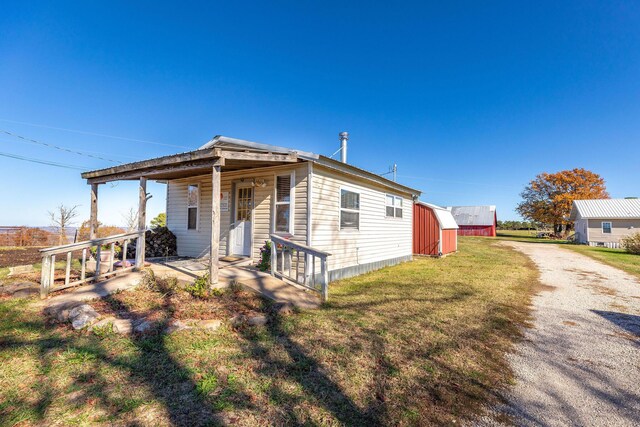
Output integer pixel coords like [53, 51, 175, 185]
[231, 186, 253, 256]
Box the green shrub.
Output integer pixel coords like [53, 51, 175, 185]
[256, 241, 272, 272]
[185, 274, 211, 299]
[621, 232, 640, 255]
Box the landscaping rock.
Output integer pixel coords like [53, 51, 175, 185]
[3, 282, 40, 299]
[45, 301, 85, 323]
[92, 317, 134, 335]
[198, 319, 222, 331]
[247, 315, 268, 326]
[229, 315, 245, 326]
[69, 304, 100, 330]
[133, 320, 153, 333]
[166, 319, 192, 334]
[274, 303, 295, 316]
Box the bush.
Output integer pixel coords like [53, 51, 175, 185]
[185, 274, 211, 299]
[256, 241, 272, 272]
[140, 269, 178, 294]
[621, 232, 640, 255]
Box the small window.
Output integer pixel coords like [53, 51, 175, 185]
[385, 194, 403, 218]
[187, 184, 199, 230]
[602, 222, 612, 234]
[340, 189, 360, 229]
[274, 174, 293, 233]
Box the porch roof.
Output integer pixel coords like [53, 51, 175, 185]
[81, 135, 422, 196]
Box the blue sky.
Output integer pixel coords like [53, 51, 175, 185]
[1, 1, 639, 226]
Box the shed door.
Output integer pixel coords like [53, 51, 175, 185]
[231, 186, 253, 256]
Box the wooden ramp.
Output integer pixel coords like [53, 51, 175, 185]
[148, 261, 321, 309]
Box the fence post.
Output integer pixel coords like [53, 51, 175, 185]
[40, 255, 50, 299]
[321, 256, 329, 302]
[95, 246, 101, 279]
[270, 240, 276, 277]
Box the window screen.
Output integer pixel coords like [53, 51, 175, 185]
[187, 184, 198, 230]
[385, 194, 403, 218]
[340, 189, 360, 229]
[275, 175, 292, 233]
[602, 222, 612, 234]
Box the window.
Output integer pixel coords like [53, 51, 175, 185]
[187, 184, 199, 230]
[602, 221, 612, 234]
[274, 174, 293, 233]
[385, 194, 403, 218]
[340, 189, 360, 229]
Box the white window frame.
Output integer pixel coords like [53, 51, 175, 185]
[601, 221, 612, 234]
[385, 194, 403, 218]
[339, 186, 361, 231]
[186, 183, 199, 231]
[273, 171, 295, 235]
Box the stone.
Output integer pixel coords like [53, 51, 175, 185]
[166, 319, 192, 334]
[92, 317, 134, 335]
[45, 301, 87, 323]
[8, 265, 34, 276]
[247, 315, 268, 326]
[275, 303, 295, 316]
[133, 320, 153, 333]
[198, 319, 222, 331]
[69, 304, 100, 330]
[229, 315, 245, 326]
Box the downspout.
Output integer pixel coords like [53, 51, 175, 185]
[307, 161, 313, 246]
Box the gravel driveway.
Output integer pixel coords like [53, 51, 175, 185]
[482, 242, 640, 426]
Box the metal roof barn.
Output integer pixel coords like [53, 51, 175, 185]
[448, 205, 497, 237]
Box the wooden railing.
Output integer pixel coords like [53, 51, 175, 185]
[39, 231, 145, 298]
[269, 234, 331, 302]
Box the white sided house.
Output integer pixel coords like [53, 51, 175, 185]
[570, 199, 640, 248]
[80, 134, 421, 298]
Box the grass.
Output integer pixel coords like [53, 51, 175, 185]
[563, 245, 640, 279]
[496, 229, 568, 244]
[0, 237, 538, 426]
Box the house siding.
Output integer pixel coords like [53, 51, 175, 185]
[166, 163, 309, 260]
[310, 164, 413, 278]
[586, 218, 640, 245]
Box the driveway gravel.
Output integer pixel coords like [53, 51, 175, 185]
[480, 242, 640, 427]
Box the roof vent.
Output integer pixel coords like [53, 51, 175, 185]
[339, 131, 349, 163]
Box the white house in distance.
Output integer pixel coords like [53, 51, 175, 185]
[570, 199, 640, 248]
[81, 133, 422, 291]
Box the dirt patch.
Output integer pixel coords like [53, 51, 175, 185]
[563, 320, 579, 326]
[0, 246, 44, 268]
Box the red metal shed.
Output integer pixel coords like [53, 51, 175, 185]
[413, 202, 459, 256]
[448, 206, 497, 237]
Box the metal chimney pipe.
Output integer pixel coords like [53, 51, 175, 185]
[339, 131, 349, 163]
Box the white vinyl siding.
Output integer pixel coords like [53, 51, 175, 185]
[586, 218, 640, 245]
[166, 163, 308, 260]
[311, 164, 413, 272]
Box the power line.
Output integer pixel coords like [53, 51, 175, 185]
[0, 118, 191, 149]
[0, 151, 86, 170]
[0, 130, 122, 163]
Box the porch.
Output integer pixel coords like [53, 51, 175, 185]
[39, 136, 331, 305]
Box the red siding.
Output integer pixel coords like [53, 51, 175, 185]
[457, 225, 496, 237]
[442, 229, 457, 253]
[413, 203, 457, 255]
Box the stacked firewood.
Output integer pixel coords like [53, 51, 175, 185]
[126, 227, 178, 258]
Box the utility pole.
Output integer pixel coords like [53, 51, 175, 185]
[393, 163, 397, 182]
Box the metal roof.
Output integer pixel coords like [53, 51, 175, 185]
[448, 205, 496, 226]
[570, 199, 640, 220]
[416, 201, 459, 229]
[202, 136, 422, 196]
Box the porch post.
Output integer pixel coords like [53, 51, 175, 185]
[136, 177, 147, 269]
[210, 164, 221, 286]
[90, 183, 99, 240]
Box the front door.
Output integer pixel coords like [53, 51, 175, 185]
[231, 185, 253, 256]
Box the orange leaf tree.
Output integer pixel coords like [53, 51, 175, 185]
[516, 168, 609, 233]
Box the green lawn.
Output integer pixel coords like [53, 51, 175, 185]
[0, 237, 538, 426]
[496, 229, 567, 244]
[563, 245, 640, 279]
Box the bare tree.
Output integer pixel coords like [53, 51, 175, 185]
[121, 207, 139, 232]
[48, 204, 80, 245]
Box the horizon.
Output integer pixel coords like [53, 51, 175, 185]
[1, 2, 639, 226]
